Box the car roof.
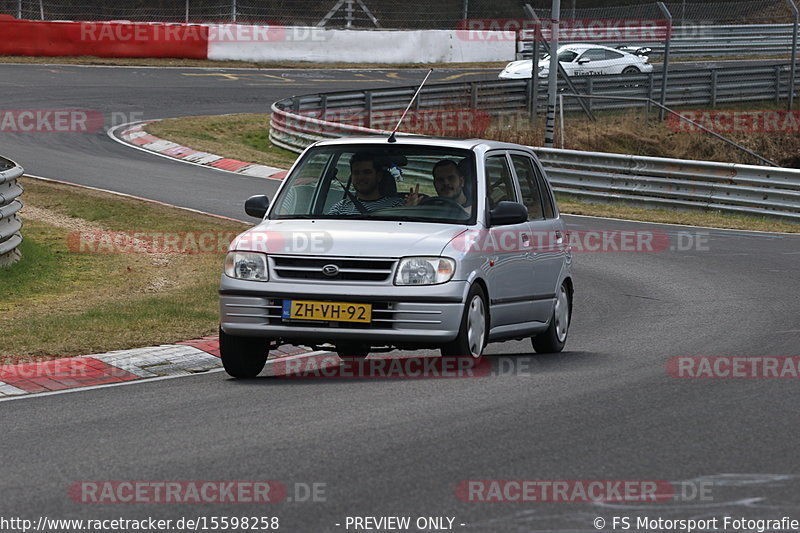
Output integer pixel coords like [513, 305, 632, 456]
[559, 43, 627, 53]
[311, 135, 536, 153]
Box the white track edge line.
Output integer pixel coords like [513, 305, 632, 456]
[23, 173, 250, 225]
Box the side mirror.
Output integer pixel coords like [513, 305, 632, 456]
[489, 201, 528, 226]
[578, 57, 591, 64]
[244, 195, 270, 219]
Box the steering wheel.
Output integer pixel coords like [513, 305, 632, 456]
[417, 196, 466, 212]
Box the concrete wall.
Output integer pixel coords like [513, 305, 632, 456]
[207, 26, 515, 63]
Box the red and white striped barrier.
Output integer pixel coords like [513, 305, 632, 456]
[0, 16, 514, 63]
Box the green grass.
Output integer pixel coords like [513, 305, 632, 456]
[145, 113, 299, 169]
[1, 177, 248, 363]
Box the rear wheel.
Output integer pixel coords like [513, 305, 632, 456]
[622, 66, 640, 74]
[532, 282, 570, 353]
[441, 284, 487, 358]
[219, 327, 270, 378]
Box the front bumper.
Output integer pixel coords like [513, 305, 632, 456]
[219, 278, 469, 346]
[498, 70, 532, 79]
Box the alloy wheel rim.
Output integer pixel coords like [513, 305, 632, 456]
[555, 286, 569, 343]
[466, 295, 486, 357]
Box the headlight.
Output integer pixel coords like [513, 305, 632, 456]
[394, 257, 455, 286]
[224, 251, 268, 281]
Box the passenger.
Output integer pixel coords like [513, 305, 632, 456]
[327, 152, 404, 215]
[406, 159, 472, 213]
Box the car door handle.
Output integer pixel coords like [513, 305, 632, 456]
[554, 231, 564, 244]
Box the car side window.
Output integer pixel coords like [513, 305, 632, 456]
[557, 50, 579, 62]
[484, 155, 516, 210]
[532, 163, 556, 219]
[510, 155, 544, 220]
[580, 49, 606, 61]
[605, 50, 624, 60]
[271, 151, 331, 216]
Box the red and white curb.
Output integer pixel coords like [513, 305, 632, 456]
[0, 336, 314, 398]
[111, 121, 289, 180]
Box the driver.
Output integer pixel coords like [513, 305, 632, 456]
[327, 151, 404, 215]
[406, 159, 472, 213]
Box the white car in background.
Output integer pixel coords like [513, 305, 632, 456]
[499, 43, 653, 79]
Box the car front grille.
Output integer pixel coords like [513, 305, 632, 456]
[270, 255, 396, 283]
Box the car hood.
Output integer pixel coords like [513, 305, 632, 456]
[503, 59, 534, 73]
[230, 219, 469, 257]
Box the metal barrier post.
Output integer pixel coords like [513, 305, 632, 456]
[788, 0, 799, 110]
[657, 2, 673, 120]
[524, 4, 595, 122]
[711, 70, 718, 108]
[365, 91, 373, 129]
[530, 29, 540, 125]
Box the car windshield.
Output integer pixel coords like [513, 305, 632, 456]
[269, 143, 476, 224]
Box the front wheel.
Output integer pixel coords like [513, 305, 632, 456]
[532, 282, 571, 354]
[441, 284, 487, 358]
[219, 327, 270, 378]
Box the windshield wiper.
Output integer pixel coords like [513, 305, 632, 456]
[271, 214, 320, 220]
[349, 214, 454, 223]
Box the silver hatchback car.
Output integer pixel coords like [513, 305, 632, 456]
[219, 136, 573, 377]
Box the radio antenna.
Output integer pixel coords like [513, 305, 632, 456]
[388, 68, 433, 143]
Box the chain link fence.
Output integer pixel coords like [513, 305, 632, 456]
[0, 0, 794, 28]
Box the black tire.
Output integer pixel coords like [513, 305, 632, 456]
[336, 342, 370, 360]
[622, 66, 640, 74]
[441, 284, 488, 358]
[532, 282, 571, 354]
[219, 327, 270, 378]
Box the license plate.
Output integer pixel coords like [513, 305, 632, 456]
[282, 300, 372, 323]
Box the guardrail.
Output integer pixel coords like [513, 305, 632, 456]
[0, 156, 24, 266]
[518, 24, 797, 58]
[272, 63, 795, 121]
[270, 90, 800, 222]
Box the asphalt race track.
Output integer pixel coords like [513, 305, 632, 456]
[1, 63, 799, 532]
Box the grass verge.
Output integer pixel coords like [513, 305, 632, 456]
[556, 194, 800, 233]
[143, 113, 799, 233]
[1, 177, 248, 363]
[145, 113, 297, 169]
